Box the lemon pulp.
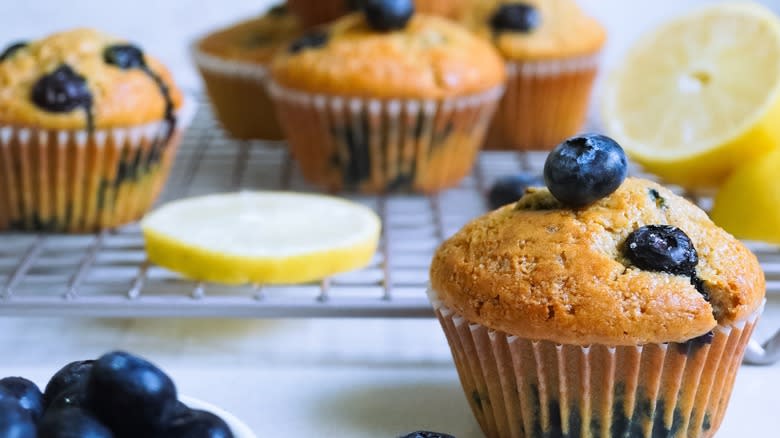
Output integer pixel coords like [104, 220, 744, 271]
[602, 2, 780, 188]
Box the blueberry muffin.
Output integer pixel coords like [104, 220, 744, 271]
[0, 28, 190, 232]
[193, 4, 300, 140]
[285, 0, 359, 27]
[462, 0, 606, 150]
[268, 0, 506, 193]
[429, 134, 765, 437]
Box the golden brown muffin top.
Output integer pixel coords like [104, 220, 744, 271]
[196, 4, 302, 65]
[0, 28, 183, 130]
[430, 178, 765, 346]
[462, 0, 606, 60]
[270, 13, 506, 99]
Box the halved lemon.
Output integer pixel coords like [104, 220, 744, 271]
[141, 192, 381, 284]
[710, 147, 780, 243]
[602, 2, 780, 189]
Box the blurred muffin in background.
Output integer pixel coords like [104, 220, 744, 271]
[268, 1, 506, 193]
[0, 28, 192, 233]
[192, 4, 301, 140]
[463, 0, 605, 150]
[286, 0, 469, 27]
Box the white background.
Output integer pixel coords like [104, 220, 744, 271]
[0, 1, 779, 437]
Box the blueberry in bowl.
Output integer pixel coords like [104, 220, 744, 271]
[44, 360, 94, 408]
[0, 377, 44, 422]
[38, 408, 114, 438]
[0, 398, 36, 438]
[0, 351, 255, 438]
[85, 351, 180, 435]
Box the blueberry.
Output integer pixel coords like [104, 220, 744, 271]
[489, 3, 541, 33]
[488, 173, 544, 209]
[46, 385, 88, 413]
[288, 30, 329, 54]
[160, 408, 234, 438]
[543, 134, 628, 207]
[399, 432, 456, 438]
[0, 399, 36, 438]
[624, 225, 698, 276]
[44, 360, 94, 407]
[0, 377, 43, 422]
[103, 44, 146, 69]
[362, 0, 414, 32]
[31, 64, 92, 113]
[39, 408, 113, 438]
[0, 41, 27, 62]
[86, 351, 178, 436]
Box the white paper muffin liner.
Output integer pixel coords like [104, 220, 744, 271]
[0, 98, 195, 233]
[191, 44, 284, 140]
[485, 53, 601, 151]
[268, 81, 505, 193]
[428, 288, 762, 438]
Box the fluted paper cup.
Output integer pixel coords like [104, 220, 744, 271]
[268, 82, 504, 193]
[485, 54, 600, 151]
[191, 44, 284, 140]
[428, 288, 762, 438]
[0, 98, 195, 233]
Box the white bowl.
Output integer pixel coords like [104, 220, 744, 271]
[181, 396, 256, 438]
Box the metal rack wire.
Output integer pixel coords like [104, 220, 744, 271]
[0, 98, 779, 320]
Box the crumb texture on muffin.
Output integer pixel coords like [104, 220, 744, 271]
[196, 6, 302, 64]
[0, 28, 183, 130]
[271, 13, 506, 98]
[430, 178, 765, 345]
[464, 0, 606, 60]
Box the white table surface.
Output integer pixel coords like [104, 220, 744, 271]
[0, 309, 776, 437]
[0, 1, 779, 436]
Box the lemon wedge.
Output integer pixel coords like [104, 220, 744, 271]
[141, 192, 381, 284]
[710, 147, 780, 243]
[602, 2, 780, 188]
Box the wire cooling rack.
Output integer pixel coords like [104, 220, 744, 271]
[1, 97, 779, 319]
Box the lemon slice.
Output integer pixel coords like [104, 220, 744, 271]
[141, 192, 381, 284]
[710, 148, 780, 243]
[602, 2, 780, 188]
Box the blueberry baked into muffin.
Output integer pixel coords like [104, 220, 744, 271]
[462, 0, 606, 150]
[429, 134, 765, 437]
[269, 0, 506, 193]
[193, 4, 301, 140]
[0, 28, 190, 232]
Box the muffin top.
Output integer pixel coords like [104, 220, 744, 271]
[270, 13, 506, 99]
[463, 0, 606, 60]
[430, 178, 765, 346]
[0, 28, 183, 130]
[196, 4, 302, 65]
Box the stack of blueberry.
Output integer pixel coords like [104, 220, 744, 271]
[0, 351, 233, 438]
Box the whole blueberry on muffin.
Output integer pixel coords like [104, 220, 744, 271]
[0, 29, 190, 232]
[429, 134, 765, 437]
[269, 0, 506, 193]
[193, 4, 302, 140]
